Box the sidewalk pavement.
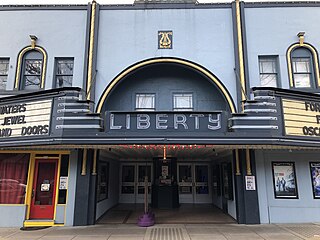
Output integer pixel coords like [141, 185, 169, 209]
[1, 223, 320, 240]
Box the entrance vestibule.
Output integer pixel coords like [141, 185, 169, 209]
[96, 145, 237, 223]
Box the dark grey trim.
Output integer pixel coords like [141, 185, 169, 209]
[0, 5, 88, 11]
[231, 2, 242, 112]
[244, 2, 320, 8]
[240, 2, 250, 100]
[3, 136, 320, 148]
[0, 86, 81, 101]
[235, 149, 260, 224]
[99, 3, 231, 10]
[73, 149, 97, 226]
[82, 3, 92, 99]
[252, 86, 320, 99]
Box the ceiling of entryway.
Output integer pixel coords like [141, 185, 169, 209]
[99, 145, 232, 160]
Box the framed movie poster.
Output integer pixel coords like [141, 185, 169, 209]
[310, 162, 320, 199]
[272, 162, 298, 199]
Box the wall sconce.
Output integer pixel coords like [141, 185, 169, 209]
[29, 35, 38, 49]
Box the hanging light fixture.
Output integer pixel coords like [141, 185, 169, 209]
[163, 145, 167, 160]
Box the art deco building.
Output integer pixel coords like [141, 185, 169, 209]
[0, 0, 319, 227]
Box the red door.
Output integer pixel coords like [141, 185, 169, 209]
[29, 159, 58, 219]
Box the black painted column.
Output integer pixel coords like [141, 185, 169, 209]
[73, 149, 97, 226]
[234, 149, 260, 224]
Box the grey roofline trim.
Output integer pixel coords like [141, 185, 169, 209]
[0, 5, 88, 11]
[99, 3, 232, 10]
[244, 1, 320, 8]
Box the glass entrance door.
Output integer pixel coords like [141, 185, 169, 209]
[136, 164, 152, 203]
[194, 164, 211, 203]
[178, 164, 193, 203]
[120, 164, 136, 203]
[178, 163, 211, 204]
[119, 163, 152, 203]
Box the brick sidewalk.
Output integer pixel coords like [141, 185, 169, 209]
[1, 223, 320, 240]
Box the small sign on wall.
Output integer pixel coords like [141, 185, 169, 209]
[245, 175, 256, 191]
[158, 31, 173, 49]
[41, 183, 50, 192]
[59, 176, 68, 190]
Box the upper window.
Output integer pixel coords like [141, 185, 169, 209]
[55, 58, 74, 88]
[21, 50, 43, 90]
[292, 57, 311, 88]
[290, 47, 315, 89]
[0, 58, 9, 91]
[135, 93, 155, 111]
[173, 93, 193, 111]
[259, 56, 279, 87]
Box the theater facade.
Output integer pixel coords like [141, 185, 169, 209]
[0, 0, 320, 227]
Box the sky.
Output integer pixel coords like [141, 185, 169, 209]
[0, 0, 315, 5]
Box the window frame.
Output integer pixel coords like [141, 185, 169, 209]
[292, 56, 314, 89]
[53, 57, 74, 88]
[15, 46, 47, 91]
[258, 56, 280, 88]
[135, 93, 156, 111]
[173, 93, 194, 111]
[22, 58, 43, 90]
[0, 58, 9, 91]
[287, 44, 319, 91]
[19, 50, 44, 91]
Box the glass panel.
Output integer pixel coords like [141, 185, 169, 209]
[0, 76, 7, 90]
[260, 74, 277, 87]
[0, 59, 9, 75]
[122, 165, 135, 182]
[0, 154, 29, 204]
[293, 58, 310, 73]
[174, 93, 193, 110]
[195, 165, 208, 183]
[138, 165, 151, 182]
[179, 186, 192, 194]
[24, 76, 41, 90]
[24, 60, 42, 75]
[57, 60, 73, 75]
[294, 74, 311, 88]
[136, 94, 155, 110]
[56, 76, 73, 88]
[34, 162, 56, 206]
[195, 165, 209, 195]
[179, 165, 192, 182]
[196, 186, 209, 194]
[259, 59, 276, 73]
[138, 186, 151, 194]
[121, 186, 134, 194]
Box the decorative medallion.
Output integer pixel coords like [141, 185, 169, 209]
[158, 31, 173, 49]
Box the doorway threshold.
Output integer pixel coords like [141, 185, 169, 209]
[23, 220, 63, 227]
